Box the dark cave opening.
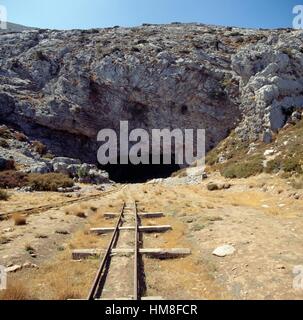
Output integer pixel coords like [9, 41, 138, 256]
[100, 155, 181, 183]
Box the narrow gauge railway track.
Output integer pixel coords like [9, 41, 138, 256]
[0, 184, 126, 220]
[85, 201, 191, 300]
[87, 202, 141, 300]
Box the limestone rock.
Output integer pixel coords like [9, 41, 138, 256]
[30, 163, 50, 174]
[51, 157, 81, 166]
[5, 265, 22, 273]
[0, 24, 303, 164]
[212, 245, 236, 257]
[53, 162, 69, 175]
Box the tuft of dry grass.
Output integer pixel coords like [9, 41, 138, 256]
[31, 140, 47, 155]
[0, 189, 9, 201]
[55, 288, 82, 301]
[291, 177, 303, 190]
[75, 211, 87, 218]
[14, 132, 28, 142]
[13, 213, 27, 226]
[65, 205, 87, 218]
[0, 281, 34, 300]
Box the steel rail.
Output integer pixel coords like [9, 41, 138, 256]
[0, 184, 127, 220]
[133, 201, 139, 300]
[87, 201, 125, 300]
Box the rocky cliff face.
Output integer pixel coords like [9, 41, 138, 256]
[0, 23, 302, 164]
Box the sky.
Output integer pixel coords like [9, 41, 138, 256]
[0, 0, 300, 30]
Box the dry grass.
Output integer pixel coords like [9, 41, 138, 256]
[0, 281, 34, 300]
[13, 132, 28, 142]
[291, 177, 303, 189]
[65, 205, 86, 218]
[4, 175, 303, 300]
[55, 288, 82, 301]
[8, 204, 113, 299]
[0, 189, 9, 201]
[28, 173, 74, 192]
[31, 140, 47, 155]
[0, 171, 28, 189]
[12, 213, 27, 226]
[75, 211, 87, 218]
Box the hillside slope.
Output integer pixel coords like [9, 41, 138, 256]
[0, 22, 34, 33]
[0, 24, 302, 164]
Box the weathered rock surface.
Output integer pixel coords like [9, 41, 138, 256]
[0, 23, 303, 163]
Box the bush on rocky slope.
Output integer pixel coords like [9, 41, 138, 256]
[0, 170, 74, 191]
[14, 131, 28, 142]
[31, 141, 47, 156]
[0, 171, 28, 188]
[207, 119, 303, 179]
[27, 173, 74, 191]
[220, 156, 264, 179]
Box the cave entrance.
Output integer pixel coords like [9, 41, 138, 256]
[100, 154, 181, 183]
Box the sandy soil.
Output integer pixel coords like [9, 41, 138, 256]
[1, 174, 303, 300]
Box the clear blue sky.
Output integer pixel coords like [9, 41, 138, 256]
[1, 0, 299, 30]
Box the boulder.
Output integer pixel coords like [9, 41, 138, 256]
[79, 163, 97, 176]
[264, 149, 275, 156]
[262, 130, 273, 144]
[88, 169, 109, 184]
[30, 163, 50, 174]
[53, 162, 69, 175]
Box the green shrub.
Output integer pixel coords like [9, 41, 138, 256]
[27, 173, 74, 191]
[265, 159, 281, 173]
[206, 150, 220, 166]
[77, 167, 87, 178]
[282, 156, 302, 174]
[221, 157, 264, 179]
[0, 171, 28, 188]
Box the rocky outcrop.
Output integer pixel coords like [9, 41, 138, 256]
[50, 157, 109, 184]
[232, 35, 303, 141]
[0, 23, 303, 166]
